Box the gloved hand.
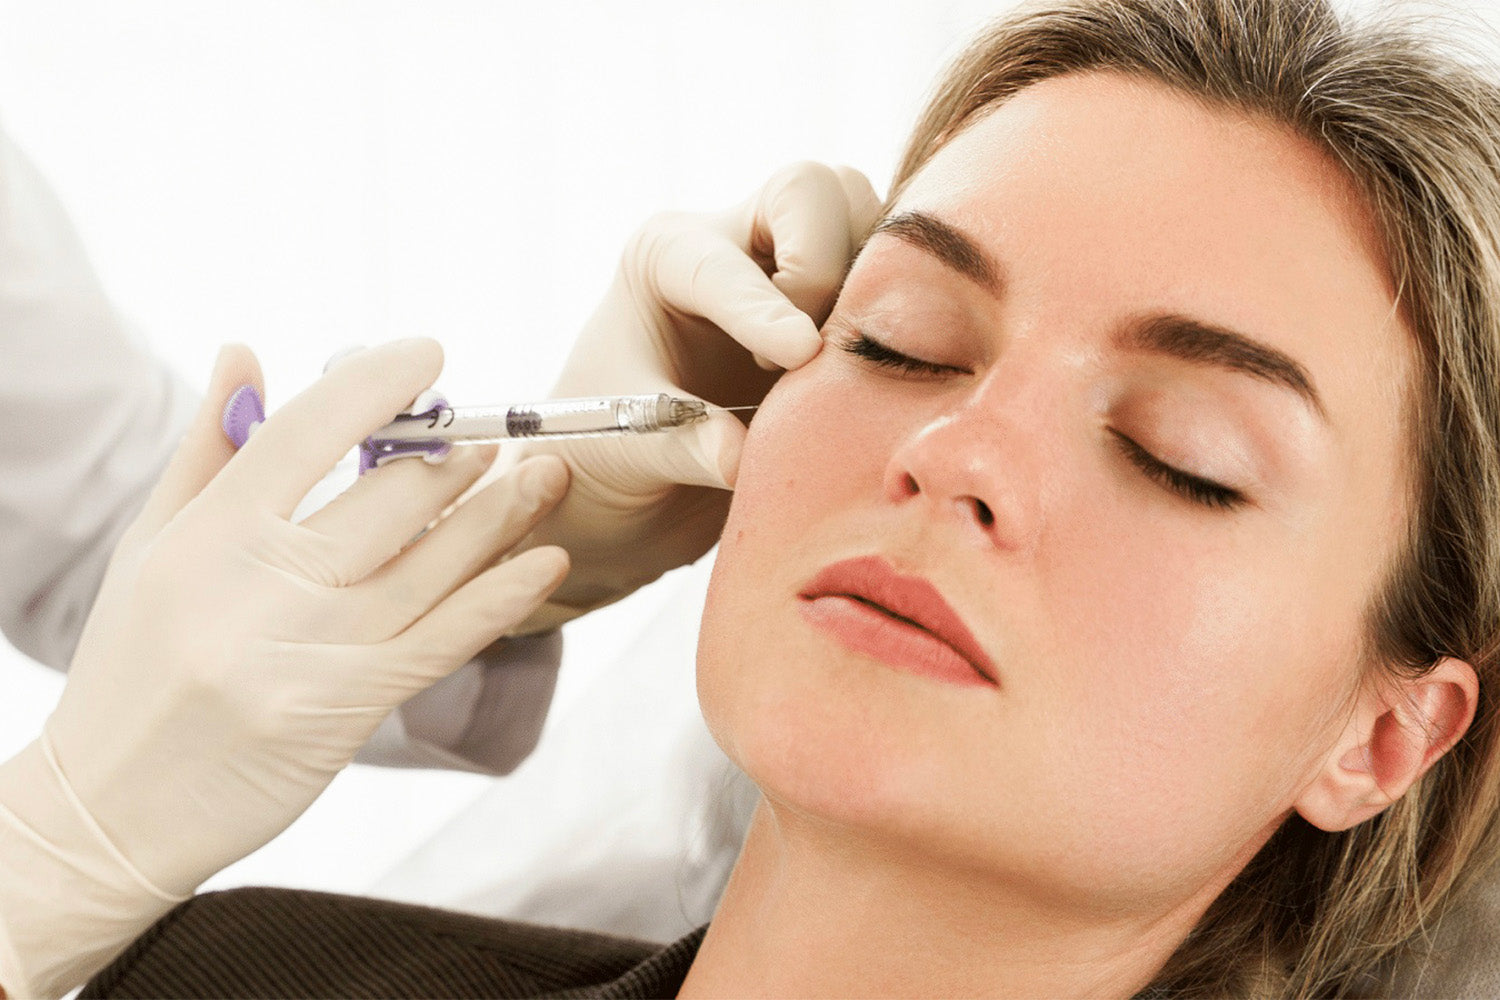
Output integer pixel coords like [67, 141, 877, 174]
[508, 161, 882, 632]
[0, 338, 570, 998]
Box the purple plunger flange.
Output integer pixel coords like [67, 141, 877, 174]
[221, 385, 265, 448]
[221, 382, 453, 474]
[358, 395, 453, 474]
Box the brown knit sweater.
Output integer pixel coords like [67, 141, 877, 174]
[80, 887, 705, 999]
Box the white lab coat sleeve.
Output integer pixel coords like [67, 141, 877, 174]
[0, 125, 560, 774]
[0, 127, 197, 672]
[374, 631, 564, 775]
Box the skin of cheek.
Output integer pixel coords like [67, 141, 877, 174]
[698, 359, 924, 828]
[1032, 505, 1357, 891]
[698, 354, 1359, 917]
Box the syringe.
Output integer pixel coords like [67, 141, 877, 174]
[374, 393, 707, 443]
[359, 392, 713, 471]
[219, 365, 744, 474]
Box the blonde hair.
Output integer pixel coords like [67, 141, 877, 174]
[889, 1, 1500, 995]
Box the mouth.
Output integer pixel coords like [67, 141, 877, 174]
[797, 556, 999, 689]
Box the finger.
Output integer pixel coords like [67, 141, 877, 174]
[212, 338, 444, 518]
[132, 343, 264, 537]
[378, 544, 571, 688]
[340, 456, 570, 640]
[323, 344, 366, 373]
[832, 164, 885, 239]
[601, 406, 747, 491]
[680, 407, 748, 488]
[749, 161, 860, 327]
[651, 226, 821, 370]
[296, 443, 497, 585]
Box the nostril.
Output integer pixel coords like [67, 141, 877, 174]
[903, 473, 920, 496]
[972, 498, 995, 528]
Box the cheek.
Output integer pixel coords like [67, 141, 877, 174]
[698, 357, 904, 770]
[710, 353, 916, 600]
[730, 361, 896, 520]
[1039, 503, 1353, 829]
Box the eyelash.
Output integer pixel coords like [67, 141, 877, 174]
[841, 331, 1247, 512]
[841, 331, 970, 377]
[1108, 430, 1246, 511]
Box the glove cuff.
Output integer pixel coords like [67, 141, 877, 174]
[0, 737, 186, 998]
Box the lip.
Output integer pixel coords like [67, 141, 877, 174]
[797, 556, 999, 688]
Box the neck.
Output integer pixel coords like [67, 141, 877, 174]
[677, 798, 1220, 999]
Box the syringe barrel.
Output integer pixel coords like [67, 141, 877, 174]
[506, 393, 674, 437]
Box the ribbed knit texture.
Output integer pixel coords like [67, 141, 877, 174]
[79, 887, 705, 999]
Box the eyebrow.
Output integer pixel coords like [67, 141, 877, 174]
[1119, 315, 1327, 421]
[871, 211, 1000, 292]
[867, 210, 1327, 422]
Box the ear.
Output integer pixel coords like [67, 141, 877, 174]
[1295, 657, 1478, 832]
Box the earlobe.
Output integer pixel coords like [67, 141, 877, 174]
[1295, 657, 1478, 833]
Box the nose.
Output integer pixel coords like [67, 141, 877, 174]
[882, 389, 1045, 552]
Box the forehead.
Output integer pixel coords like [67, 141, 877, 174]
[897, 71, 1395, 288]
[888, 69, 1413, 466]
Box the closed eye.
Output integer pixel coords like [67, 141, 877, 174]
[841, 332, 971, 377]
[1109, 429, 1246, 511]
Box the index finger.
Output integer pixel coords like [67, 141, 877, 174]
[740, 161, 861, 327]
[210, 338, 445, 518]
[651, 226, 822, 370]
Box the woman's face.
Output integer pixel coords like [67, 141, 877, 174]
[698, 71, 1415, 913]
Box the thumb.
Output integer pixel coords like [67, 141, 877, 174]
[133, 343, 265, 536]
[652, 406, 747, 490]
[556, 405, 747, 497]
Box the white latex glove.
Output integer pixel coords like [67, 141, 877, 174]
[0, 339, 570, 998]
[510, 161, 882, 631]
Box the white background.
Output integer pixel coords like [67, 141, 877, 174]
[1, 0, 1498, 899]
